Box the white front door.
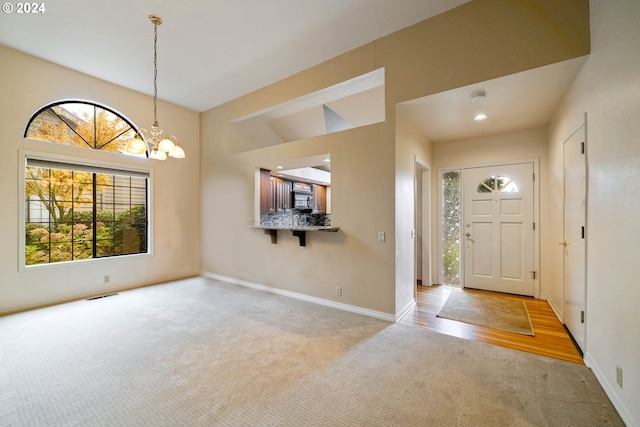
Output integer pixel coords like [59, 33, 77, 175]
[563, 123, 587, 353]
[463, 163, 535, 296]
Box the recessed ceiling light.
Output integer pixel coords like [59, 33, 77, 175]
[276, 165, 283, 169]
[474, 114, 488, 121]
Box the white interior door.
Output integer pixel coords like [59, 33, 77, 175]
[563, 124, 587, 353]
[463, 163, 535, 296]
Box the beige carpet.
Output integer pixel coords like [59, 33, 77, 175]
[0, 277, 623, 426]
[437, 290, 535, 336]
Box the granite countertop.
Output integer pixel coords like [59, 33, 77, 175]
[256, 225, 339, 232]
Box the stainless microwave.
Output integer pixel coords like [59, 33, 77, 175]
[292, 191, 313, 209]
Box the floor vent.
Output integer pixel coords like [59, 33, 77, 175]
[86, 293, 119, 301]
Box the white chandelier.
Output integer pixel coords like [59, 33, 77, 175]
[121, 15, 185, 160]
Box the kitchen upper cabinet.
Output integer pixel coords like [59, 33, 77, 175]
[260, 168, 327, 215]
[268, 176, 292, 212]
[293, 182, 312, 193]
[260, 169, 271, 214]
[312, 184, 326, 213]
[260, 169, 292, 213]
[279, 179, 292, 211]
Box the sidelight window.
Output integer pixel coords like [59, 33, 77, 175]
[441, 170, 461, 286]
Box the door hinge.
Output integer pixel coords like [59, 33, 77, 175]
[582, 226, 585, 239]
[581, 142, 585, 154]
[533, 222, 536, 231]
[581, 310, 585, 323]
[533, 172, 536, 181]
[530, 271, 537, 280]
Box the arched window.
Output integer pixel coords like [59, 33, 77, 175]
[476, 176, 519, 193]
[21, 101, 149, 267]
[24, 100, 140, 153]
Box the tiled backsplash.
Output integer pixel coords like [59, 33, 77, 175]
[260, 212, 331, 228]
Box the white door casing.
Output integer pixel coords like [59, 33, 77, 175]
[463, 163, 536, 296]
[415, 158, 431, 287]
[562, 122, 587, 353]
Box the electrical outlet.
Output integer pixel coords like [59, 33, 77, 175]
[336, 286, 342, 296]
[104, 275, 110, 284]
[378, 232, 385, 242]
[616, 366, 623, 388]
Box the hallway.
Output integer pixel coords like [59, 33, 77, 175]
[400, 285, 584, 364]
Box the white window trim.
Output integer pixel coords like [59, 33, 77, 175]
[18, 149, 154, 272]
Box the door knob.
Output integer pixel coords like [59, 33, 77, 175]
[465, 233, 472, 238]
[558, 240, 568, 247]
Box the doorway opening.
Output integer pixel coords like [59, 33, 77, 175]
[439, 162, 539, 296]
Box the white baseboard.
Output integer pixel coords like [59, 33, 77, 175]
[540, 293, 562, 322]
[584, 352, 636, 427]
[396, 299, 417, 322]
[540, 295, 634, 425]
[201, 271, 397, 323]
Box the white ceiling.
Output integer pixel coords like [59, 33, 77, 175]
[397, 56, 588, 143]
[0, 0, 468, 112]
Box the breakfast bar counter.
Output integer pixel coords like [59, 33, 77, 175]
[255, 226, 339, 246]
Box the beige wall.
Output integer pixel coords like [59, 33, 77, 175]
[200, 0, 589, 318]
[0, 45, 201, 313]
[2, 0, 635, 422]
[433, 127, 549, 169]
[201, 90, 399, 316]
[547, 1, 640, 424]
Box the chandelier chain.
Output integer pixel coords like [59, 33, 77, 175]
[118, 14, 184, 159]
[153, 20, 159, 127]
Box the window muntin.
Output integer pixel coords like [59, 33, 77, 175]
[476, 176, 519, 194]
[25, 159, 148, 266]
[24, 101, 138, 153]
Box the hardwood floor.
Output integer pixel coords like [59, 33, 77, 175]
[400, 284, 584, 365]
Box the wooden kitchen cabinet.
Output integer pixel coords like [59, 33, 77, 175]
[279, 179, 292, 211]
[260, 169, 271, 214]
[312, 184, 326, 213]
[268, 176, 292, 212]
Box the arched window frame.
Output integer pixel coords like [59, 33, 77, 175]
[21, 100, 151, 269]
[24, 99, 145, 156]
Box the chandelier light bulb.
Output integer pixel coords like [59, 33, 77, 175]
[169, 143, 185, 159]
[150, 149, 167, 160]
[158, 135, 176, 153]
[127, 135, 147, 155]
